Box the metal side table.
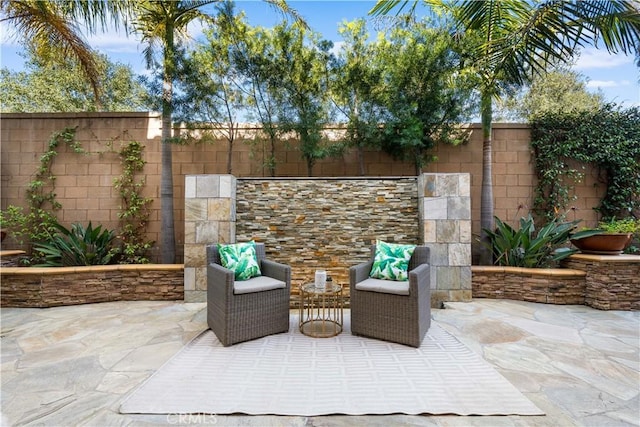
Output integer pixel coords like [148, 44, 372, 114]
[299, 282, 344, 338]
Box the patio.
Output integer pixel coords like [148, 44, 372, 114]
[1, 299, 638, 426]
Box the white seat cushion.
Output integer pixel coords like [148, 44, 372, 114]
[233, 276, 286, 295]
[355, 277, 410, 296]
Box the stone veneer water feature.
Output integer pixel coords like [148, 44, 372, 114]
[183, 174, 471, 308]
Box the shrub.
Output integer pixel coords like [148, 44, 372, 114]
[0, 205, 58, 250]
[484, 215, 580, 268]
[34, 222, 119, 267]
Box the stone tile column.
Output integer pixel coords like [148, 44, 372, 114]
[418, 173, 472, 306]
[183, 174, 236, 302]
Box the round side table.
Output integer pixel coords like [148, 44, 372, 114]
[299, 282, 344, 338]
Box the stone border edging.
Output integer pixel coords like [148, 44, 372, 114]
[472, 265, 586, 277]
[0, 264, 183, 274]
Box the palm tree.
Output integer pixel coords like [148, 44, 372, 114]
[132, 0, 304, 263]
[131, 1, 213, 264]
[371, 0, 640, 264]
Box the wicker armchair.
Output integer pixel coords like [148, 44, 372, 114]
[206, 243, 291, 346]
[349, 244, 431, 347]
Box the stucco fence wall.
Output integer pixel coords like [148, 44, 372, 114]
[1, 112, 604, 263]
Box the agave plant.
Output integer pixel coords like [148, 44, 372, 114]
[34, 221, 119, 266]
[484, 215, 580, 268]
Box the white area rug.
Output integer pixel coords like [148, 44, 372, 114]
[120, 314, 543, 416]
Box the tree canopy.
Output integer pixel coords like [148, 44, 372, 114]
[0, 45, 147, 113]
[495, 66, 606, 122]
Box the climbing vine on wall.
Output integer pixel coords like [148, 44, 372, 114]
[113, 140, 154, 264]
[1, 129, 155, 264]
[530, 104, 640, 222]
[0, 127, 84, 253]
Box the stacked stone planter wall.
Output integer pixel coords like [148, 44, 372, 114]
[561, 254, 640, 310]
[0, 264, 184, 308]
[472, 266, 586, 305]
[473, 254, 640, 311]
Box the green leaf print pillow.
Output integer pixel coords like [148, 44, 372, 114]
[218, 241, 261, 281]
[369, 240, 416, 281]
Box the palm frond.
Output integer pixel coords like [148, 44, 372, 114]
[263, 0, 308, 29]
[1, 0, 103, 107]
[369, 0, 416, 16]
[452, 0, 640, 87]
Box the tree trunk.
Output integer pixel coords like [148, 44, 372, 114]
[226, 122, 234, 175]
[270, 134, 276, 177]
[357, 145, 365, 176]
[307, 159, 313, 177]
[160, 27, 176, 264]
[479, 90, 494, 265]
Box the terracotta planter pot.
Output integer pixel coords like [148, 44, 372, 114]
[570, 233, 632, 255]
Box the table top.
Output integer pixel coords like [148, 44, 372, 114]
[300, 282, 341, 294]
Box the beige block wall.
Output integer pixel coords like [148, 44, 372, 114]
[1, 113, 602, 263]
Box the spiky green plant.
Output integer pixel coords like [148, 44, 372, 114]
[484, 215, 580, 268]
[34, 221, 119, 266]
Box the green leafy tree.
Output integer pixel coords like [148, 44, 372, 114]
[176, 2, 248, 174]
[372, 0, 640, 264]
[0, 46, 147, 112]
[132, 1, 214, 263]
[331, 19, 385, 176]
[373, 21, 474, 174]
[133, 0, 304, 263]
[270, 24, 337, 176]
[496, 66, 606, 122]
[232, 23, 292, 176]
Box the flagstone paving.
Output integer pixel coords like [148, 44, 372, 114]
[1, 299, 638, 426]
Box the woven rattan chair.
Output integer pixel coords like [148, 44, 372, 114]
[206, 243, 291, 346]
[349, 244, 431, 347]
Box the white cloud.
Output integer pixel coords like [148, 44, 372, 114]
[586, 79, 631, 89]
[0, 21, 22, 46]
[86, 30, 142, 54]
[330, 41, 345, 56]
[575, 48, 633, 70]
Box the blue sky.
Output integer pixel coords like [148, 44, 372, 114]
[1, 0, 638, 109]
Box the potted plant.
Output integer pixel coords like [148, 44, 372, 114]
[570, 218, 640, 255]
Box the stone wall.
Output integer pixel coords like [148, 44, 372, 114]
[472, 266, 586, 305]
[1, 113, 606, 263]
[562, 254, 640, 310]
[236, 178, 420, 286]
[473, 255, 640, 311]
[0, 264, 184, 308]
[184, 174, 471, 307]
